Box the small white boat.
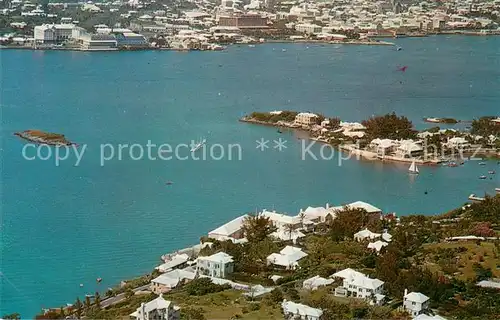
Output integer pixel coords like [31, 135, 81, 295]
[190, 138, 206, 152]
[408, 161, 419, 174]
[248, 44, 255, 48]
[496, 188, 500, 193]
[479, 175, 487, 180]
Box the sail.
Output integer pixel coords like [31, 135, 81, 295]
[409, 161, 419, 173]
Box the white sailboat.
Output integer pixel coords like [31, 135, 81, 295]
[408, 161, 419, 174]
[190, 138, 206, 152]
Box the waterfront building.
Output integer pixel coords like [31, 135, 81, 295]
[266, 245, 308, 270]
[156, 253, 190, 273]
[150, 269, 196, 294]
[445, 137, 470, 149]
[218, 13, 268, 28]
[403, 290, 430, 317]
[301, 205, 335, 223]
[80, 34, 117, 51]
[114, 32, 149, 48]
[332, 268, 385, 304]
[281, 300, 323, 320]
[196, 252, 234, 278]
[130, 294, 180, 320]
[370, 138, 397, 156]
[294, 112, 319, 126]
[271, 227, 305, 243]
[354, 228, 381, 241]
[295, 23, 322, 34]
[395, 140, 424, 158]
[34, 24, 75, 44]
[208, 214, 248, 240]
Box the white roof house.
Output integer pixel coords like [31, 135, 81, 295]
[197, 252, 234, 278]
[260, 210, 301, 228]
[354, 228, 381, 241]
[151, 269, 197, 294]
[266, 246, 308, 269]
[199, 252, 234, 264]
[303, 275, 334, 291]
[403, 290, 430, 317]
[381, 231, 392, 242]
[347, 201, 382, 214]
[367, 240, 388, 253]
[414, 315, 447, 320]
[156, 253, 189, 273]
[271, 228, 305, 243]
[476, 280, 500, 289]
[130, 294, 180, 320]
[208, 214, 248, 240]
[301, 205, 336, 223]
[281, 300, 323, 320]
[332, 268, 385, 303]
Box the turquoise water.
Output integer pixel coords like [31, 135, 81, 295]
[1, 36, 499, 317]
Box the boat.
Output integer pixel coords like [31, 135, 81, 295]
[248, 44, 255, 48]
[479, 162, 486, 166]
[408, 161, 419, 174]
[96, 278, 102, 283]
[479, 175, 487, 179]
[496, 188, 500, 193]
[468, 194, 485, 202]
[190, 138, 206, 152]
[488, 170, 495, 174]
[165, 181, 173, 185]
[396, 46, 402, 51]
[448, 162, 458, 167]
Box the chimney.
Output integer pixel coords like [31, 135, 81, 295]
[404, 288, 408, 298]
[326, 203, 330, 209]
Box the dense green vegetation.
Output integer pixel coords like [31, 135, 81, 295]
[471, 116, 500, 138]
[362, 112, 417, 140]
[248, 111, 298, 123]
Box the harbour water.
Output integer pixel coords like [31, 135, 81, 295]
[1, 36, 499, 317]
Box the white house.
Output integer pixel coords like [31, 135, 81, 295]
[266, 246, 308, 270]
[414, 315, 447, 320]
[294, 112, 318, 126]
[260, 210, 301, 229]
[281, 300, 323, 320]
[301, 205, 336, 223]
[367, 240, 388, 253]
[156, 254, 190, 273]
[271, 228, 305, 243]
[381, 231, 392, 242]
[303, 275, 334, 291]
[332, 268, 385, 304]
[403, 290, 430, 317]
[347, 201, 382, 214]
[208, 214, 248, 240]
[395, 140, 424, 158]
[130, 294, 180, 320]
[354, 228, 381, 241]
[295, 23, 322, 34]
[445, 137, 470, 149]
[150, 269, 196, 294]
[370, 138, 397, 156]
[196, 252, 234, 278]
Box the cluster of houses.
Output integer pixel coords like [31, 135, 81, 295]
[124, 199, 457, 319]
[3, 0, 500, 50]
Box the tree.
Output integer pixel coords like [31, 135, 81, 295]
[125, 288, 134, 299]
[181, 307, 206, 320]
[94, 291, 101, 310]
[2, 313, 21, 320]
[327, 206, 377, 240]
[362, 113, 417, 140]
[269, 288, 284, 305]
[242, 213, 277, 243]
[473, 263, 493, 281]
[74, 297, 83, 319]
[469, 222, 496, 237]
[285, 223, 296, 241]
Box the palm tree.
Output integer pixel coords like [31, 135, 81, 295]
[74, 297, 83, 319]
[94, 292, 101, 310]
[284, 224, 296, 241]
[84, 296, 91, 310]
[242, 213, 277, 243]
[298, 211, 306, 230]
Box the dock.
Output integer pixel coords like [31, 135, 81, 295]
[468, 194, 485, 202]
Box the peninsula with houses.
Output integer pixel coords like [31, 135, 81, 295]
[25, 195, 500, 320]
[241, 111, 500, 164]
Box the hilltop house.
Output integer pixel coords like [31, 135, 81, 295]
[301, 204, 336, 223]
[367, 240, 388, 253]
[281, 300, 323, 320]
[303, 275, 334, 291]
[156, 254, 190, 273]
[347, 201, 382, 214]
[260, 210, 301, 229]
[130, 294, 180, 320]
[196, 252, 234, 278]
[403, 290, 430, 317]
[332, 268, 385, 305]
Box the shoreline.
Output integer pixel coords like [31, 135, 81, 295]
[240, 117, 500, 162]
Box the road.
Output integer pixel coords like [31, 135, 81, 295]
[100, 284, 150, 308]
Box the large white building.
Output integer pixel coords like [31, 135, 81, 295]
[150, 269, 196, 294]
[294, 112, 319, 126]
[34, 24, 75, 43]
[130, 294, 180, 320]
[403, 290, 430, 317]
[332, 268, 385, 304]
[196, 252, 234, 278]
[266, 245, 308, 270]
[208, 214, 248, 240]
